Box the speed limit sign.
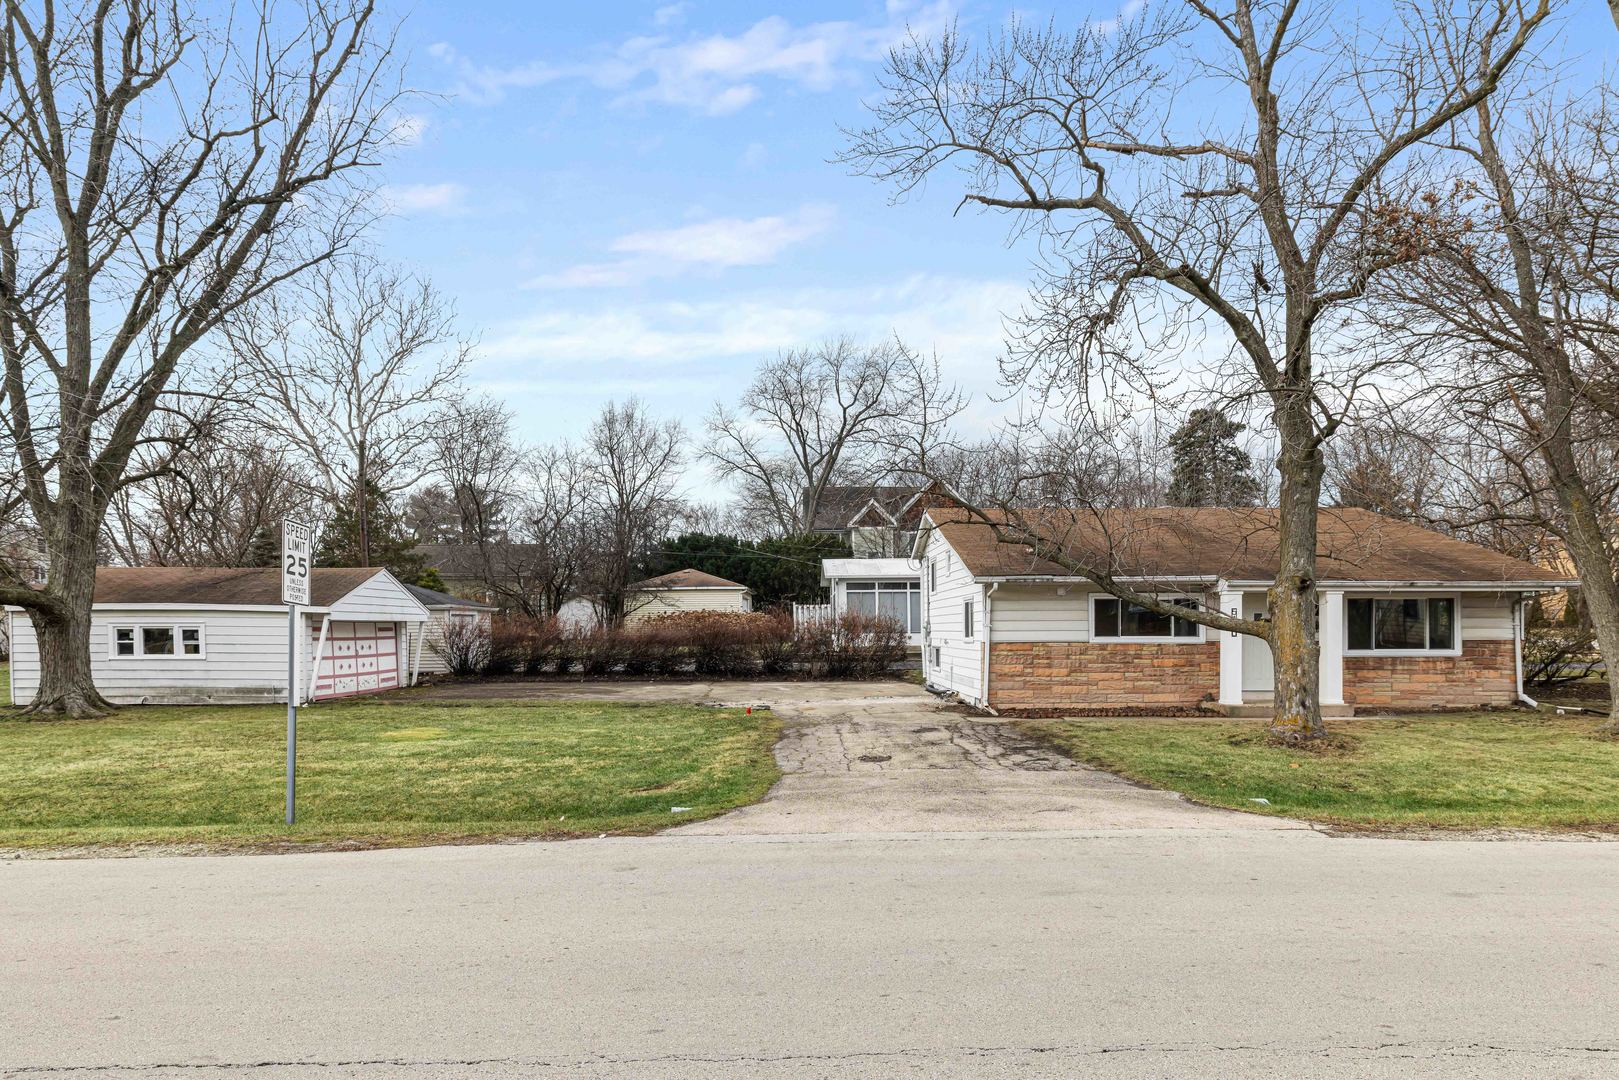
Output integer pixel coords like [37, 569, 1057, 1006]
[281, 519, 312, 606]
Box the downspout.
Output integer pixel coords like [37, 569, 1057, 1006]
[980, 582, 999, 715]
[1513, 595, 1539, 708]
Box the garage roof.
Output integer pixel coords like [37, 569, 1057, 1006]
[88, 566, 387, 607]
[629, 568, 750, 591]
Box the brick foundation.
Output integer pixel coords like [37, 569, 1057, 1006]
[1343, 639, 1517, 709]
[988, 641, 1219, 710]
[987, 637, 1520, 712]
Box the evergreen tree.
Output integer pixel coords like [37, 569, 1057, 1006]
[647, 532, 853, 610]
[1165, 408, 1264, 508]
[315, 477, 432, 585]
[245, 525, 280, 568]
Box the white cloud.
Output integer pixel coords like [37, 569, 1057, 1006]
[530, 204, 835, 289]
[482, 275, 1024, 393]
[431, 3, 954, 114]
[1094, 0, 1148, 35]
[388, 112, 429, 147]
[613, 205, 834, 265]
[380, 182, 470, 215]
[653, 3, 691, 27]
[739, 141, 768, 168]
[426, 42, 563, 106]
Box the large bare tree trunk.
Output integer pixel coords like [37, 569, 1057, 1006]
[1554, 473, 1619, 730]
[1538, 356, 1619, 728]
[23, 497, 112, 716]
[1268, 400, 1328, 741]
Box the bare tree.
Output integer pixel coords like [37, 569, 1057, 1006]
[506, 442, 594, 618]
[842, 1, 1548, 740]
[701, 337, 944, 536]
[431, 396, 520, 544]
[1325, 414, 1443, 520]
[0, 0, 405, 715]
[1374, 84, 1619, 725]
[103, 417, 312, 567]
[582, 399, 686, 624]
[229, 256, 471, 565]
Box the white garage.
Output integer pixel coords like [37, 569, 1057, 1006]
[3, 566, 431, 706]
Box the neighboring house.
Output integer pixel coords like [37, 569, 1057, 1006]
[623, 569, 752, 624]
[417, 542, 547, 607]
[916, 507, 1577, 714]
[404, 583, 499, 676]
[809, 481, 961, 557]
[820, 557, 924, 646]
[4, 567, 431, 706]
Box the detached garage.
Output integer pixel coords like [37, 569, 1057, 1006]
[3, 567, 431, 707]
[623, 568, 752, 624]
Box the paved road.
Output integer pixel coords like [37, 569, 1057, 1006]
[5, 832, 1618, 1078]
[6, 681, 1617, 1078]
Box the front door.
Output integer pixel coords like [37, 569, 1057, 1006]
[1241, 594, 1274, 696]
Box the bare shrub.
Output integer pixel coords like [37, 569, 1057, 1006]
[440, 617, 492, 677]
[482, 616, 536, 676]
[1523, 622, 1603, 689]
[797, 612, 907, 679]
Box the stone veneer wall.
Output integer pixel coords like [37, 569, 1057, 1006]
[1343, 639, 1517, 709]
[988, 641, 1219, 710]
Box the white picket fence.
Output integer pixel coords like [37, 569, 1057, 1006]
[792, 602, 833, 627]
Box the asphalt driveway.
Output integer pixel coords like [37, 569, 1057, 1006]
[423, 679, 1296, 834]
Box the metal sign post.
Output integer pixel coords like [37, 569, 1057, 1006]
[281, 519, 313, 825]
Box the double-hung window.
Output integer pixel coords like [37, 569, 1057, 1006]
[111, 624, 204, 658]
[1090, 596, 1202, 642]
[1346, 596, 1458, 653]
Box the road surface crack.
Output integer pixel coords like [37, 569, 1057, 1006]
[11, 1041, 1618, 1074]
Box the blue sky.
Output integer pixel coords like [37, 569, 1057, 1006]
[372, 1, 1055, 459]
[371, 0, 1618, 498]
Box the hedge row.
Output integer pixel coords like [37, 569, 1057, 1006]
[441, 609, 909, 680]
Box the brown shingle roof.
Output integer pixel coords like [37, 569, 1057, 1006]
[925, 507, 1575, 586]
[91, 566, 384, 607]
[629, 568, 750, 591]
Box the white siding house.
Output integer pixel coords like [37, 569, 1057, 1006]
[5, 567, 430, 706]
[921, 540, 987, 703]
[915, 507, 1576, 714]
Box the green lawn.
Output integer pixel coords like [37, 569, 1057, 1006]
[0, 695, 780, 851]
[1021, 713, 1619, 830]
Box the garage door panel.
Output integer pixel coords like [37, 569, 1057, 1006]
[312, 621, 401, 701]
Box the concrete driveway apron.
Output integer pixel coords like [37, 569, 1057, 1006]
[669, 682, 1300, 835]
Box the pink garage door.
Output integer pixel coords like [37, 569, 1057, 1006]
[311, 621, 400, 700]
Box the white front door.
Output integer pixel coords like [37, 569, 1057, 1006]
[1241, 593, 1274, 695]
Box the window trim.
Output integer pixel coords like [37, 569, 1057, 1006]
[963, 599, 975, 639]
[108, 623, 207, 660]
[1343, 593, 1462, 657]
[1088, 594, 1206, 644]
